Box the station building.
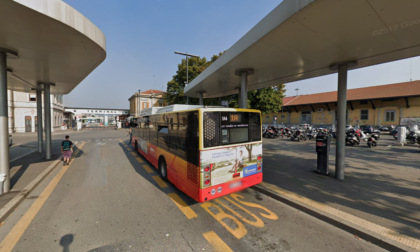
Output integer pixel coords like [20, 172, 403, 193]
[7, 90, 65, 133]
[64, 107, 129, 127]
[263, 81, 420, 126]
[128, 89, 166, 118]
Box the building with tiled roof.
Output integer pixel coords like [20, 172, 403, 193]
[128, 89, 166, 117]
[264, 81, 420, 126]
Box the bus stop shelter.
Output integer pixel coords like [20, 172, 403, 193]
[0, 0, 106, 193]
[184, 0, 420, 180]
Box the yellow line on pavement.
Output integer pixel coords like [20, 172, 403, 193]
[152, 175, 168, 188]
[0, 142, 86, 252]
[135, 157, 144, 164]
[130, 151, 137, 157]
[168, 193, 197, 220]
[203, 231, 233, 252]
[142, 164, 153, 173]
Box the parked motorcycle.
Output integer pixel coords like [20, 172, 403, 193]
[346, 132, 360, 146]
[406, 131, 419, 144]
[291, 129, 306, 141]
[367, 132, 379, 148]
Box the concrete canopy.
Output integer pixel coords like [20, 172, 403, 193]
[185, 0, 420, 98]
[0, 0, 106, 94]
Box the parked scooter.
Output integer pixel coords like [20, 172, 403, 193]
[367, 132, 379, 148]
[346, 131, 360, 146]
[291, 129, 306, 141]
[406, 131, 419, 144]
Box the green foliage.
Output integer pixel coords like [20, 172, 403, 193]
[164, 53, 224, 105]
[165, 52, 286, 113]
[249, 84, 286, 113]
[226, 84, 286, 113]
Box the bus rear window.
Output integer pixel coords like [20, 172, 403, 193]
[222, 128, 248, 144]
[204, 111, 260, 148]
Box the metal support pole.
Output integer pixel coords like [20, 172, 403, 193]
[199, 92, 204, 105]
[36, 84, 43, 153]
[335, 64, 348, 180]
[186, 56, 189, 105]
[0, 51, 10, 193]
[44, 83, 52, 160]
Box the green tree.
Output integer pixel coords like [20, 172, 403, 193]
[165, 53, 224, 105]
[249, 84, 286, 113]
[226, 84, 286, 113]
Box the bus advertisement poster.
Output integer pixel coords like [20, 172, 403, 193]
[201, 143, 262, 186]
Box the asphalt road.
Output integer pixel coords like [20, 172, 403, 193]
[0, 129, 385, 251]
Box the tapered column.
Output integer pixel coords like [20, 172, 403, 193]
[0, 51, 10, 193]
[235, 68, 254, 109]
[335, 64, 348, 180]
[44, 83, 52, 160]
[36, 84, 43, 153]
[331, 61, 356, 180]
[199, 92, 204, 105]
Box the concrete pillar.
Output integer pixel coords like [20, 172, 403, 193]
[331, 61, 356, 180]
[44, 83, 52, 160]
[235, 68, 254, 109]
[0, 51, 10, 193]
[0, 48, 17, 194]
[335, 64, 348, 180]
[36, 84, 43, 153]
[199, 92, 204, 105]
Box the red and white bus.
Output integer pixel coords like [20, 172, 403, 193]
[131, 105, 262, 202]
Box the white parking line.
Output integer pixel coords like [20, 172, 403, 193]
[10, 149, 38, 163]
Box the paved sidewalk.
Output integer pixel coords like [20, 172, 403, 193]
[1, 131, 419, 251]
[258, 137, 420, 251]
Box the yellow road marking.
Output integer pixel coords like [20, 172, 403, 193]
[203, 231, 233, 252]
[130, 151, 137, 157]
[168, 193, 198, 219]
[0, 142, 86, 252]
[142, 164, 153, 174]
[152, 175, 168, 188]
[136, 157, 144, 164]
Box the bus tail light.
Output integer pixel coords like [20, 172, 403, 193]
[257, 155, 262, 172]
[203, 163, 213, 187]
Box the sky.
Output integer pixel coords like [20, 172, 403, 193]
[63, 0, 420, 109]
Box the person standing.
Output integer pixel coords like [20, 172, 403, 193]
[61, 135, 73, 166]
[128, 128, 132, 144]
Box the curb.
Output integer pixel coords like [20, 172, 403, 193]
[0, 155, 63, 223]
[253, 183, 419, 252]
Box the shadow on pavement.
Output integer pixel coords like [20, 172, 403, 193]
[262, 137, 420, 240]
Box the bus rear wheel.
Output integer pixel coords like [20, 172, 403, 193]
[159, 158, 167, 181]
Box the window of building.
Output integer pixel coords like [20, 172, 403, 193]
[385, 110, 395, 122]
[301, 111, 311, 124]
[29, 94, 36, 102]
[142, 102, 149, 110]
[360, 109, 369, 120]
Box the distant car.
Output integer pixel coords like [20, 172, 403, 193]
[360, 125, 374, 134]
[9, 134, 12, 146]
[345, 125, 353, 131]
[378, 125, 394, 131]
[299, 124, 311, 130]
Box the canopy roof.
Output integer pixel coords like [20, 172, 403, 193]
[185, 0, 420, 98]
[0, 0, 106, 94]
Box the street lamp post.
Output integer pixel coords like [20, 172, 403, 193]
[175, 51, 199, 104]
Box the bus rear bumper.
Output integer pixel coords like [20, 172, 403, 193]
[198, 173, 263, 202]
